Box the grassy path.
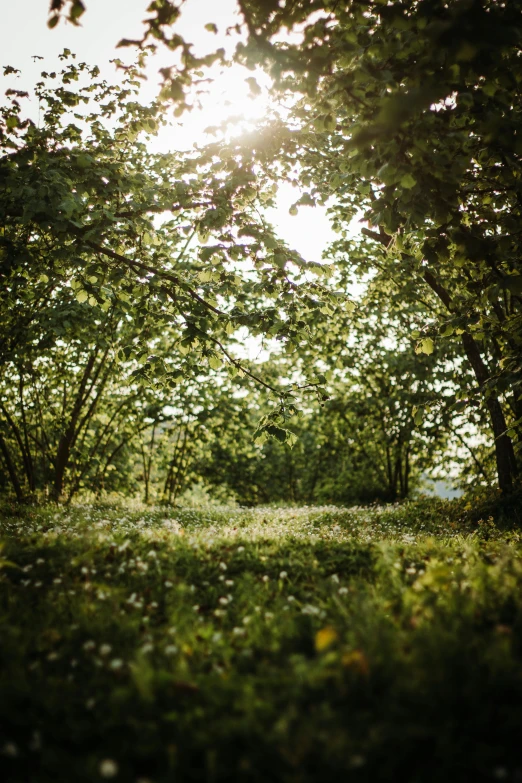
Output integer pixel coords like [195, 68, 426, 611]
[1, 502, 521, 782]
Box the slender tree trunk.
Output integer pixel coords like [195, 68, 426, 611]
[169, 428, 188, 504]
[140, 445, 149, 504]
[0, 431, 24, 502]
[0, 403, 33, 490]
[460, 331, 516, 493]
[52, 352, 97, 501]
[163, 428, 182, 499]
[18, 372, 35, 492]
[67, 395, 137, 503]
[391, 451, 401, 501]
[287, 447, 297, 502]
[141, 423, 156, 504]
[385, 442, 393, 497]
[361, 227, 518, 493]
[423, 269, 517, 493]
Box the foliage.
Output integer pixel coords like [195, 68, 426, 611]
[1, 501, 522, 781]
[4, 1, 522, 500]
[0, 56, 339, 501]
[54, 0, 522, 492]
[193, 361, 449, 506]
[233, 0, 522, 492]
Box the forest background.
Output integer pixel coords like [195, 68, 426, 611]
[1, 0, 522, 507]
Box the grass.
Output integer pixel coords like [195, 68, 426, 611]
[1, 499, 522, 782]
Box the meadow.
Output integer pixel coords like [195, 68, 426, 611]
[1, 499, 522, 782]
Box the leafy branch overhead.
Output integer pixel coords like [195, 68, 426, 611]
[1, 55, 339, 464]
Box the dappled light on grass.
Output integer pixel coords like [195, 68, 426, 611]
[1, 502, 522, 781]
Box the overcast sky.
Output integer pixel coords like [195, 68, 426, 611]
[2, 0, 338, 264]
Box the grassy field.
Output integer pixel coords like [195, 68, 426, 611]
[1, 499, 522, 782]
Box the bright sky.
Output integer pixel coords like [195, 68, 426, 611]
[1, 0, 336, 264]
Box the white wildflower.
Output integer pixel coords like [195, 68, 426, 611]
[99, 758, 119, 778]
[301, 604, 320, 616]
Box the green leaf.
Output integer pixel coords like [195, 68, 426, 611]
[70, 0, 86, 22]
[377, 163, 399, 185]
[400, 173, 417, 189]
[323, 113, 336, 131]
[415, 338, 434, 355]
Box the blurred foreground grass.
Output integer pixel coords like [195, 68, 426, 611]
[1, 499, 522, 782]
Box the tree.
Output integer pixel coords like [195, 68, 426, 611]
[191, 303, 456, 506]
[243, 0, 522, 494]
[208, 0, 522, 492]
[47, 0, 522, 491]
[18, 0, 522, 496]
[1, 56, 335, 499]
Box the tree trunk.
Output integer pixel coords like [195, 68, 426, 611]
[169, 428, 188, 504]
[423, 269, 517, 493]
[361, 227, 518, 493]
[459, 331, 517, 493]
[0, 431, 24, 502]
[52, 352, 97, 501]
[0, 403, 34, 491]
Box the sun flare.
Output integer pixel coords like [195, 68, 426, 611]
[167, 65, 273, 150]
